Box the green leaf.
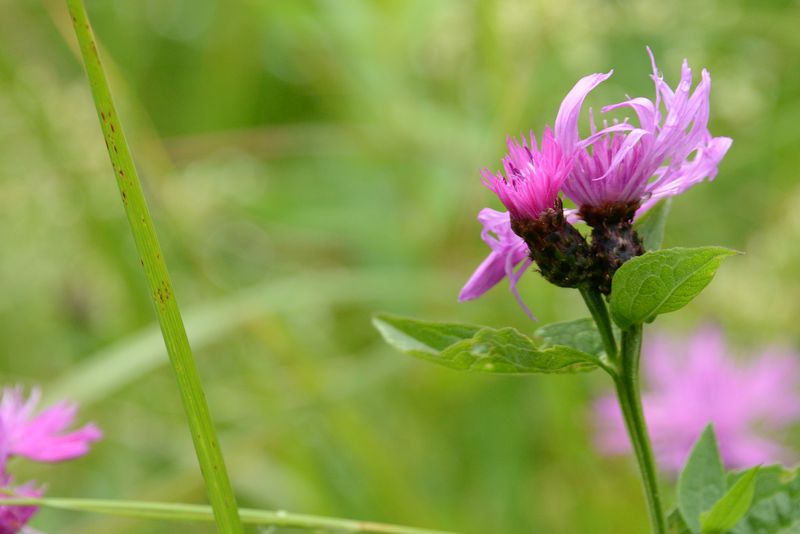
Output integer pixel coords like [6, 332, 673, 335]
[373, 314, 600, 374]
[535, 318, 608, 357]
[609, 247, 739, 328]
[678, 426, 727, 533]
[701, 467, 760, 533]
[372, 313, 482, 355]
[669, 508, 693, 534]
[635, 198, 671, 250]
[729, 466, 800, 533]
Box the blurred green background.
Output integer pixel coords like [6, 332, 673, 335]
[1, 0, 799, 532]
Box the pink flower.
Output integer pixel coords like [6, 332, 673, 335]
[460, 50, 732, 312]
[0, 476, 41, 534]
[593, 327, 800, 472]
[555, 48, 732, 213]
[0, 387, 101, 533]
[480, 128, 572, 222]
[460, 131, 581, 316]
[0, 387, 102, 464]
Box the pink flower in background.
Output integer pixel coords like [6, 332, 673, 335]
[0, 477, 41, 534]
[594, 327, 800, 472]
[0, 386, 101, 533]
[480, 128, 572, 222]
[555, 48, 732, 214]
[0, 387, 101, 464]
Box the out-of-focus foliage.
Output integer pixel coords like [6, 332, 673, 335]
[0, 0, 798, 532]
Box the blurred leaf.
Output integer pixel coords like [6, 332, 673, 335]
[535, 318, 607, 357]
[373, 314, 600, 374]
[610, 247, 740, 328]
[635, 199, 671, 251]
[669, 508, 693, 534]
[678, 426, 727, 533]
[729, 466, 800, 533]
[47, 270, 434, 406]
[700, 467, 759, 533]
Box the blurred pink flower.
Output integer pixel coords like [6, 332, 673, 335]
[555, 48, 732, 213]
[0, 476, 41, 534]
[0, 387, 101, 464]
[594, 327, 800, 472]
[0, 386, 101, 533]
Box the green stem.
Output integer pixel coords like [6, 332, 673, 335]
[614, 325, 666, 534]
[0, 497, 457, 534]
[579, 287, 618, 366]
[65, 1, 243, 532]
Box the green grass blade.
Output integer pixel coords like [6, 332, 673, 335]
[65, 1, 243, 531]
[0, 498, 458, 534]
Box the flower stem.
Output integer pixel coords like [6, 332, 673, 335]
[614, 325, 666, 534]
[65, 1, 243, 532]
[579, 288, 618, 365]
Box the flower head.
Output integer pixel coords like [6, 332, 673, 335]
[0, 386, 102, 464]
[556, 49, 732, 212]
[460, 128, 593, 316]
[0, 476, 41, 534]
[481, 128, 572, 221]
[593, 327, 800, 472]
[460, 49, 732, 312]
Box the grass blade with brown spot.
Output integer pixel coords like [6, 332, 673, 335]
[65, 1, 244, 531]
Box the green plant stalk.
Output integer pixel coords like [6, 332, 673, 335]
[579, 287, 618, 367]
[614, 325, 666, 534]
[0, 497, 457, 534]
[580, 291, 664, 532]
[66, 1, 243, 531]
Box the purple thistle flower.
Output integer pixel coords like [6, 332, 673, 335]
[460, 49, 732, 309]
[0, 476, 41, 534]
[0, 387, 102, 464]
[593, 327, 800, 472]
[555, 48, 732, 213]
[461, 130, 592, 316]
[480, 128, 572, 222]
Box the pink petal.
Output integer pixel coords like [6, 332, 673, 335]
[555, 71, 613, 152]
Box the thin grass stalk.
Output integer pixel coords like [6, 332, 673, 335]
[65, 1, 243, 531]
[0, 497, 458, 534]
